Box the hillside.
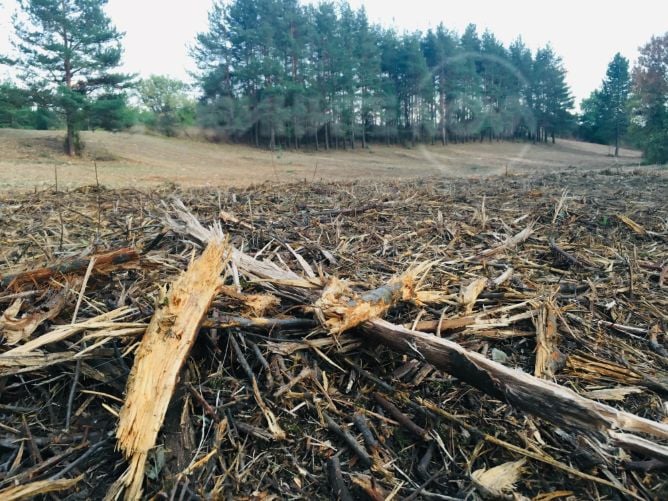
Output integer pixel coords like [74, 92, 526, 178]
[0, 128, 644, 191]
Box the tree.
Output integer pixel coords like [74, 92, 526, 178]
[598, 53, 631, 156]
[137, 76, 196, 136]
[0, 81, 33, 128]
[0, 81, 59, 129]
[532, 46, 574, 142]
[8, 0, 130, 155]
[191, 0, 575, 149]
[578, 90, 607, 144]
[630, 33, 668, 164]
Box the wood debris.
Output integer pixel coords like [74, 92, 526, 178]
[0, 168, 666, 499]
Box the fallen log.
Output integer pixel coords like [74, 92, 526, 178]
[109, 231, 230, 501]
[0, 247, 139, 290]
[362, 319, 668, 450]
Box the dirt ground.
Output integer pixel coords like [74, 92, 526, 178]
[0, 128, 645, 191]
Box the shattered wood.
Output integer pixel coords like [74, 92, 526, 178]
[0, 168, 666, 500]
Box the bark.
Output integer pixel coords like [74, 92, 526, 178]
[65, 119, 75, 157]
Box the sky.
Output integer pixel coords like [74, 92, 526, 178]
[1, 0, 667, 108]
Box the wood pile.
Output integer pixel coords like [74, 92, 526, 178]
[0, 168, 666, 500]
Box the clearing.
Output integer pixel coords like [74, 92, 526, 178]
[0, 128, 644, 191]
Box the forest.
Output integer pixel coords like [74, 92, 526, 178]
[0, 0, 667, 162]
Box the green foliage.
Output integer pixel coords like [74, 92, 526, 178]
[6, 0, 132, 154]
[0, 82, 34, 128]
[578, 53, 630, 154]
[192, 0, 575, 149]
[578, 90, 607, 144]
[137, 75, 196, 136]
[0, 82, 60, 129]
[89, 93, 135, 131]
[630, 33, 668, 164]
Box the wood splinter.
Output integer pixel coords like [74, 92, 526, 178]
[108, 232, 230, 501]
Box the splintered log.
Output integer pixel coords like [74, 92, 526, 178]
[201, 315, 317, 331]
[362, 319, 668, 449]
[533, 301, 563, 378]
[0, 247, 139, 290]
[111, 235, 230, 501]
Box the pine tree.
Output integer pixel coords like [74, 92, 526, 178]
[0, 82, 34, 128]
[630, 33, 668, 164]
[599, 53, 630, 156]
[9, 0, 130, 155]
[578, 90, 607, 144]
[532, 46, 573, 143]
[191, 0, 576, 150]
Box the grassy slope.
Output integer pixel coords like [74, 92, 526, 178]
[0, 128, 644, 191]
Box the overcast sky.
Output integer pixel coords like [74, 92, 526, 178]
[1, 0, 666, 107]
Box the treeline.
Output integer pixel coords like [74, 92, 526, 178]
[192, 0, 574, 149]
[1, 0, 667, 163]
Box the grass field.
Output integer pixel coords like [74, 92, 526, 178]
[0, 128, 644, 191]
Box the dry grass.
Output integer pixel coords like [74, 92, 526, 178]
[0, 128, 644, 191]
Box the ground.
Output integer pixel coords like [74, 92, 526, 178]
[0, 128, 644, 191]
[0, 129, 666, 499]
[0, 169, 666, 499]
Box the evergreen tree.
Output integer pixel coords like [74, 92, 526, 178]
[0, 82, 34, 128]
[508, 37, 535, 139]
[532, 46, 574, 142]
[8, 0, 131, 155]
[192, 0, 577, 150]
[630, 33, 668, 164]
[578, 90, 607, 144]
[599, 53, 630, 156]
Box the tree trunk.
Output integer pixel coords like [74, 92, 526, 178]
[440, 84, 447, 146]
[66, 116, 75, 157]
[325, 122, 330, 151]
[614, 125, 620, 157]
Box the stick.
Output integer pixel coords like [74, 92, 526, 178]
[324, 413, 373, 468]
[326, 456, 353, 501]
[1, 247, 139, 290]
[373, 392, 429, 441]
